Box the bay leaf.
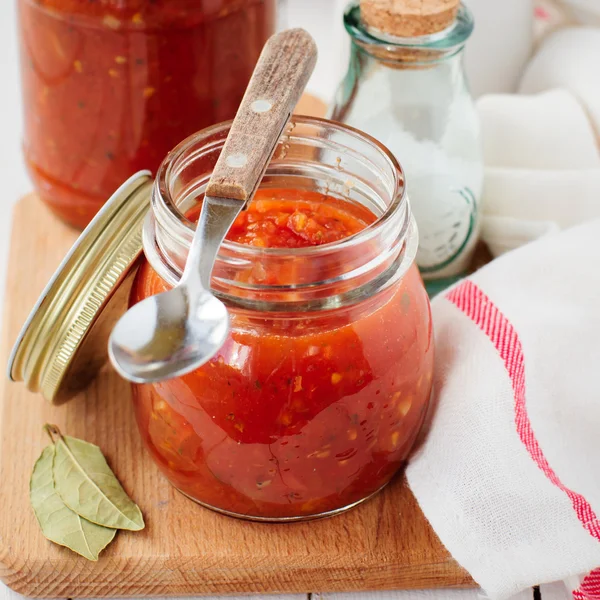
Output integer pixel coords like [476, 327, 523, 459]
[47, 426, 145, 531]
[30, 445, 116, 561]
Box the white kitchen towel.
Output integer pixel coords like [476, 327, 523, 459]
[534, 0, 575, 39]
[482, 168, 600, 227]
[478, 90, 599, 170]
[559, 0, 600, 25]
[406, 219, 600, 599]
[520, 28, 600, 137]
[475, 19, 600, 258]
[480, 216, 560, 257]
[476, 89, 600, 256]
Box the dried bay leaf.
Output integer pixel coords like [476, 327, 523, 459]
[30, 446, 116, 561]
[47, 425, 145, 531]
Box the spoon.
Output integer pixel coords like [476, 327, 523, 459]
[109, 28, 317, 383]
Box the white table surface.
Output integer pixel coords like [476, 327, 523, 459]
[0, 2, 571, 599]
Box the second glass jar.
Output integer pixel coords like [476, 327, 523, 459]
[18, 0, 276, 228]
[130, 118, 434, 521]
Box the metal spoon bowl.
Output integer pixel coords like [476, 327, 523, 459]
[109, 283, 230, 384]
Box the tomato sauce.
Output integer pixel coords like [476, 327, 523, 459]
[18, 0, 275, 228]
[189, 188, 377, 249]
[131, 189, 434, 519]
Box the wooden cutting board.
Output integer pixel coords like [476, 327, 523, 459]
[0, 96, 474, 599]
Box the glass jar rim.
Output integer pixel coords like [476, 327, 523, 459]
[153, 115, 407, 261]
[146, 115, 417, 312]
[344, 1, 474, 52]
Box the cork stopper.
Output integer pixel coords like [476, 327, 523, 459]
[361, 0, 460, 37]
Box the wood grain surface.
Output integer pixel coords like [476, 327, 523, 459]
[0, 195, 473, 598]
[0, 95, 473, 598]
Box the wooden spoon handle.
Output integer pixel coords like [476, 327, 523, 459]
[205, 28, 318, 202]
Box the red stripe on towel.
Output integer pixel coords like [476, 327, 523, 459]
[446, 280, 600, 540]
[573, 568, 600, 599]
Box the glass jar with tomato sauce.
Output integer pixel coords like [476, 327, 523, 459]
[130, 117, 434, 521]
[18, 0, 276, 229]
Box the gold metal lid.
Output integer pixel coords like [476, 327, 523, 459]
[8, 172, 153, 404]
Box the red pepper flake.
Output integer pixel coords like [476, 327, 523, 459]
[397, 396, 413, 417]
[103, 14, 121, 29]
[293, 376, 303, 392]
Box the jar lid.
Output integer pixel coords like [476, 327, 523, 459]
[8, 172, 153, 404]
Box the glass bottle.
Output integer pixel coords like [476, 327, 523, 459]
[330, 2, 483, 290]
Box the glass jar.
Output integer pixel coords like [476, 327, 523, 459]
[18, 0, 276, 229]
[330, 2, 483, 290]
[131, 117, 434, 521]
